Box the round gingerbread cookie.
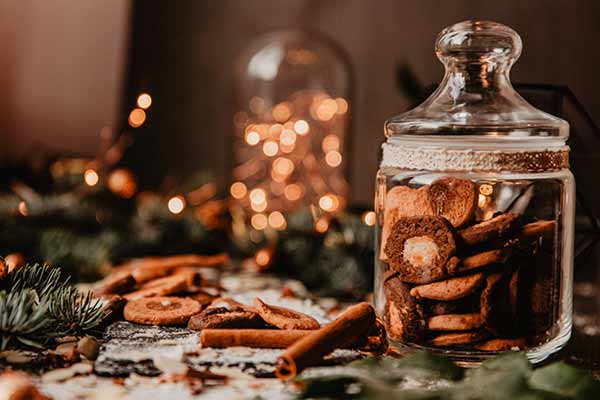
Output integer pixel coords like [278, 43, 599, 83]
[124, 296, 201, 326]
[384, 215, 457, 284]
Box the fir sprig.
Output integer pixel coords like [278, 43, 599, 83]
[48, 287, 107, 336]
[1, 262, 67, 299]
[0, 264, 109, 350]
[0, 289, 50, 350]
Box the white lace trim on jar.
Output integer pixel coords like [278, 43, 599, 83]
[381, 143, 570, 172]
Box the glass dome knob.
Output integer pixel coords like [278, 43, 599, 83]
[435, 20, 522, 68]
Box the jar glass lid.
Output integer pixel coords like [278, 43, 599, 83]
[385, 21, 568, 141]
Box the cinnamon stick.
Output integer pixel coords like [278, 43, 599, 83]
[200, 329, 313, 348]
[275, 302, 376, 380]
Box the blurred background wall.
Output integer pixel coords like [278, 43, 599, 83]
[1, 0, 599, 204]
[0, 0, 130, 158]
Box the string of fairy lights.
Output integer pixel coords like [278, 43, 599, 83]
[10, 89, 378, 272]
[231, 89, 352, 231]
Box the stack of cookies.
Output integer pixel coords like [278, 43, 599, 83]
[380, 177, 558, 351]
[94, 254, 229, 326]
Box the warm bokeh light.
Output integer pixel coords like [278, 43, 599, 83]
[273, 157, 294, 176]
[251, 213, 268, 230]
[137, 93, 152, 109]
[18, 201, 28, 216]
[335, 98, 348, 114]
[316, 98, 338, 121]
[268, 124, 284, 139]
[245, 130, 261, 145]
[319, 194, 339, 212]
[294, 120, 309, 135]
[272, 102, 292, 122]
[230, 182, 247, 199]
[249, 188, 266, 204]
[255, 248, 272, 266]
[315, 217, 330, 233]
[128, 108, 146, 128]
[325, 151, 342, 167]
[268, 211, 286, 230]
[263, 141, 279, 156]
[107, 168, 137, 198]
[249, 96, 265, 114]
[322, 134, 340, 152]
[362, 211, 376, 226]
[84, 169, 99, 186]
[280, 129, 297, 146]
[284, 184, 303, 201]
[167, 195, 186, 214]
[251, 199, 267, 212]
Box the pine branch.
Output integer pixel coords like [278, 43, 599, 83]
[0, 289, 51, 350]
[48, 287, 108, 336]
[0, 263, 67, 300]
[0, 264, 109, 349]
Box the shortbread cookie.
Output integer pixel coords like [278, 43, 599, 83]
[428, 177, 477, 228]
[459, 213, 521, 246]
[188, 307, 264, 330]
[384, 216, 457, 284]
[475, 338, 527, 351]
[384, 275, 425, 341]
[427, 313, 483, 331]
[124, 296, 201, 326]
[431, 330, 488, 347]
[410, 272, 484, 301]
[460, 249, 511, 272]
[380, 186, 434, 261]
[253, 298, 320, 330]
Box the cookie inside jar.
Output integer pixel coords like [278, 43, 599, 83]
[376, 172, 563, 355]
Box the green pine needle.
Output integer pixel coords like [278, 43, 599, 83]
[0, 289, 51, 350]
[48, 287, 108, 336]
[0, 263, 108, 350]
[0, 263, 68, 300]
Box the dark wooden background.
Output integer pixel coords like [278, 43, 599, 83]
[118, 0, 600, 204]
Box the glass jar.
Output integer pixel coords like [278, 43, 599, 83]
[374, 21, 574, 365]
[231, 30, 351, 232]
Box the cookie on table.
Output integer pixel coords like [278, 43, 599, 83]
[459, 213, 521, 246]
[188, 306, 265, 331]
[384, 216, 457, 284]
[380, 186, 433, 261]
[384, 275, 426, 342]
[253, 298, 320, 330]
[428, 177, 477, 228]
[124, 296, 201, 326]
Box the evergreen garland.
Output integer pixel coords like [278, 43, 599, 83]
[0, 263, 108, 350]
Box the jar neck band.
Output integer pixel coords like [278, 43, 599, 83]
[381, 142, 570, 172]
